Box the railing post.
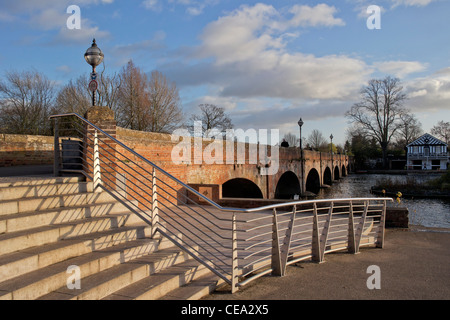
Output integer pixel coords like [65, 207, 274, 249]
[348, 201, 357, 254]
[280, 205, 296, 275]
[319, 202, 333, 262]
[376, 200, 387, 248]
[53, 119, 61, 177]
[312, 203, 322, 263]
[355, 201, 369, 253]
[93, 130, 102, 191]
[272, 206, 296, 276]
[231, 212, 239, 293]
[151, 167, 159, 238]
[271, 208, 283, 276]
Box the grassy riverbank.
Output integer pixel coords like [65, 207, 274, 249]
[371, 170, 450, 198]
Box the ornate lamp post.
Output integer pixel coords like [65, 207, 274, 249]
[330, 134, 334, 154]
[330, 134, 334, 180]
[298, 118, 304, 196]
[84, 39, 104, 106]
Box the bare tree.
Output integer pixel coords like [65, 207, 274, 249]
[117, 60, 150, 130]
[189, 104, 233, 137]
[55, 76, 91, 116]
[282, 132, 298, 147]
[307, 129, 327, 151]
[0, 70, 55, 135]
[346, 76, 407, 168]
[396, 111, 423, 148]
[116, 61, 183, 133]
[146, 70, 183, 133]
[56, 63, 122, 118]
[97, 64, 122, 116]
[431, 120, 450, 145]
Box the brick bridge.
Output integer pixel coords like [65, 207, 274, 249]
[85, 107, 351, 202]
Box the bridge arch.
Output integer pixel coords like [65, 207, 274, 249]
[222, 178, 263, 199]
[334, 166, 340, 180]
[323, 167, 332, 186]
[306, 168, 321, 195]
[275, 171, 301, 199]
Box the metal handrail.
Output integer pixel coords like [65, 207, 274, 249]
[50, 112, 393, 293]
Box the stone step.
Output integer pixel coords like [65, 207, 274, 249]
[0, 176, 82, 188]
[37, 247, 193, 300]
[0, 226, 163, 282]
[160, 273, 224, 300]
[0, 182, 93, 201]
[0, 213, 145, 256]
[0, 191, 117, 216]
[0, 232, 176, 300]
[102, 259, 211, 300]
[0, 200, 140, 234]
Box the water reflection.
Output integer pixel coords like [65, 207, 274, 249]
[316, 173, 450, 229]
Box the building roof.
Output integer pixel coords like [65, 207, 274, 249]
[407, 133, 447, 147]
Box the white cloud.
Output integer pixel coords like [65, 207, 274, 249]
[391, 0, 436, 8]
[158, 3, 370, 136]
[145, 0, 219, 15]
[55, 21, 110, 44]
[288, 4, 345, 27]
[404, 68, 450, 112]
[373, 61, 428, 78]
[167, 3, 364, 101]
[142, 0, 162, 12]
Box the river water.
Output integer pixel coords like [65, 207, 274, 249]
[316, 173, 450, 229]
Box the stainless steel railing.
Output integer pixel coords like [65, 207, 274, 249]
[50, 113, 393, 293]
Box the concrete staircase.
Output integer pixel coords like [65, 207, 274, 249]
[0, 176, 221, 300]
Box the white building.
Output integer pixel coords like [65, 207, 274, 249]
[406, 133, 448, 170]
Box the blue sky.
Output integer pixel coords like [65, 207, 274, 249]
[1, 0, 449, 145]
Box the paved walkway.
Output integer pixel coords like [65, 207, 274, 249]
[205, 226, 450, 300]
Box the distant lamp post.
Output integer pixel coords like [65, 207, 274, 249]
[330, 134, 334, 180]
[298, 118, 304, 196]
[330, 134, 334, 154]
[84, 39, 104, 106]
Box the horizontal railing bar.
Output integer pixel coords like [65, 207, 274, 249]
[239, 215, 273, 224]
[237, 268, 273, 287]
[241, 239, 272, 252]
[240, 231, 273, 242]
[240, 255, 272, 271]
[240, 247, 272, 260]
[286, 254, 313, 266]
[241, 223, 274, 233]
[288, 242, 312, 251]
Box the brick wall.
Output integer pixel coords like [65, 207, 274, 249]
[0, 134, 54, 167]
